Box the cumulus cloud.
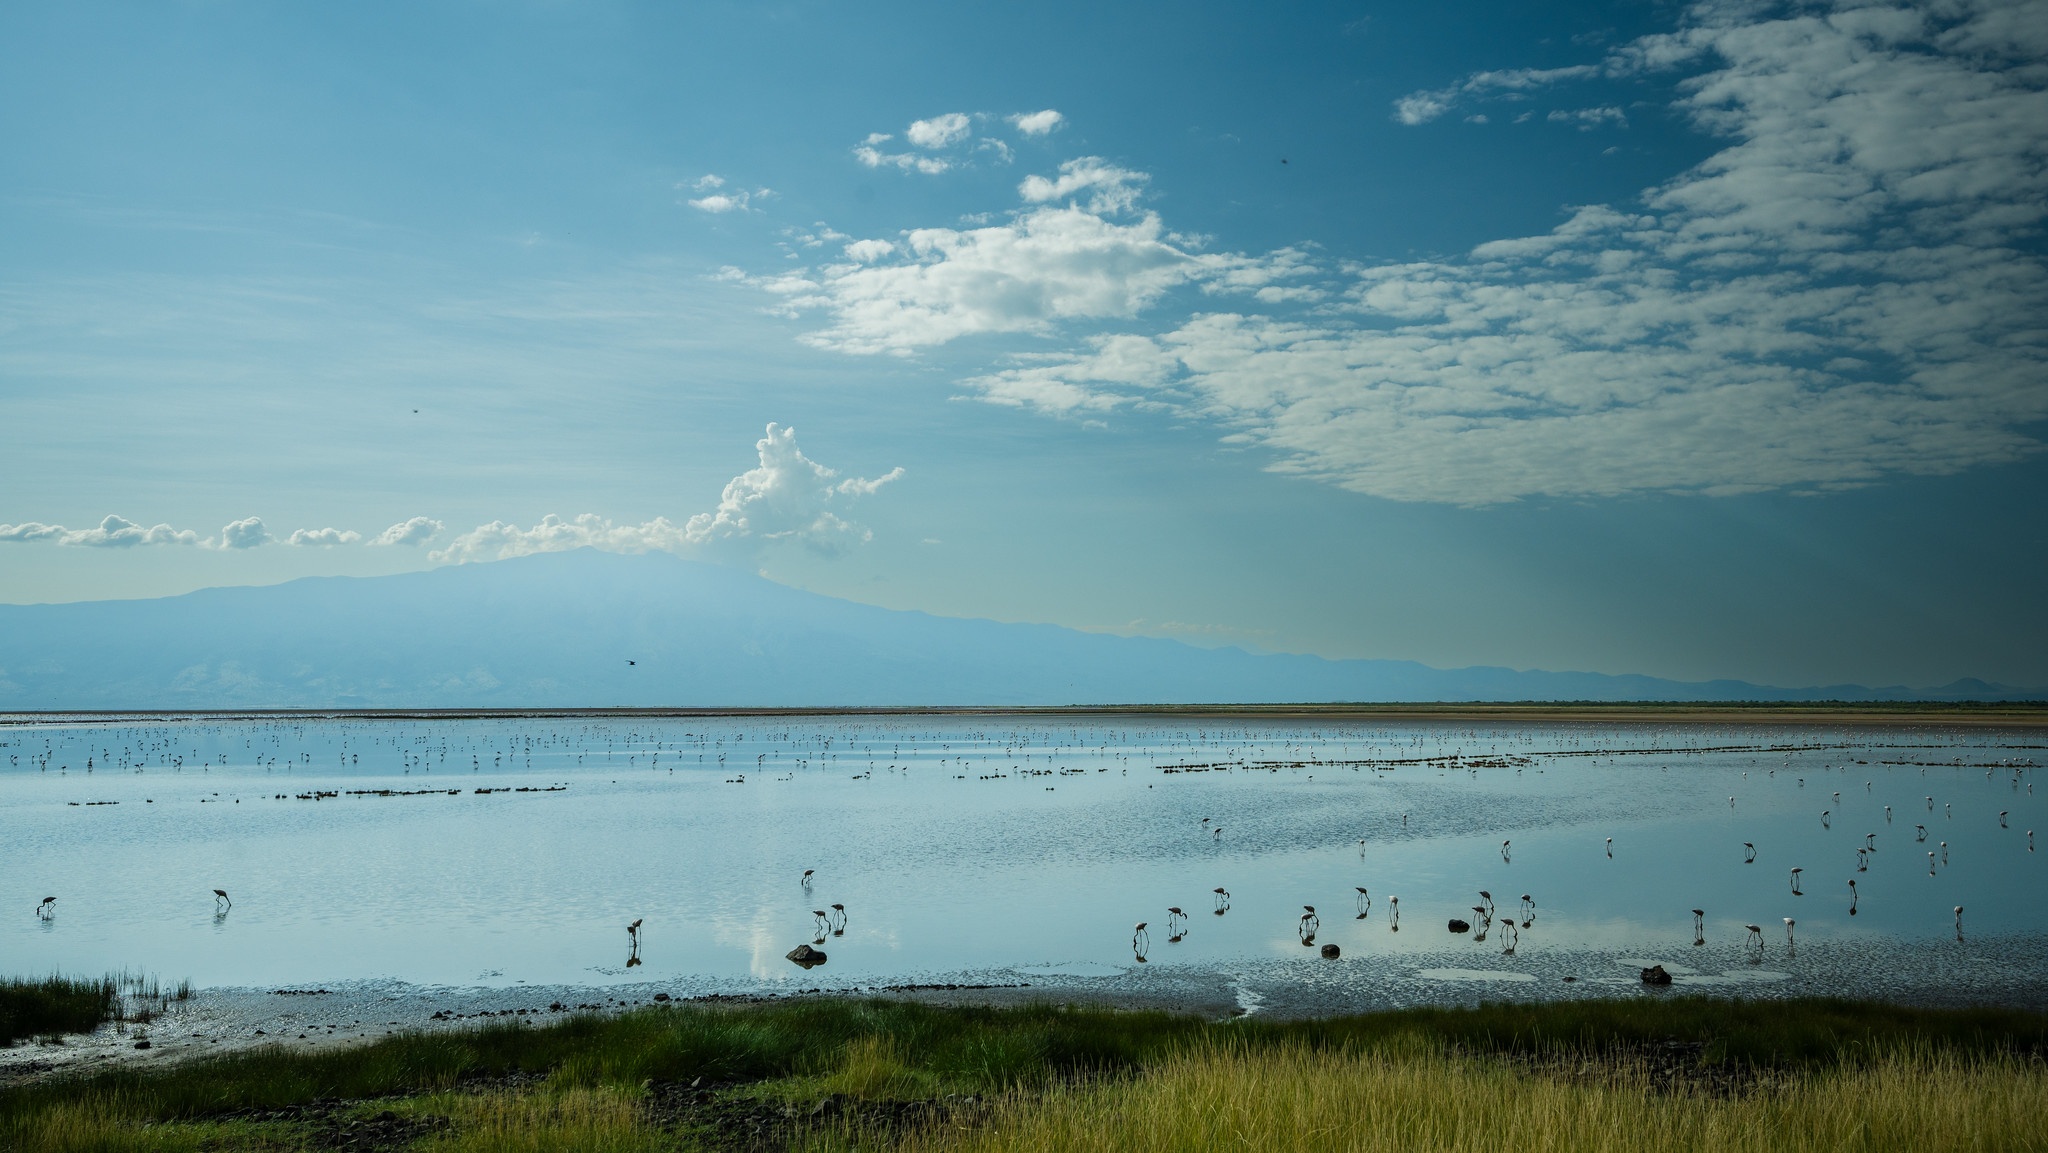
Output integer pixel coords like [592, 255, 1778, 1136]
[856, 113, 999, 174]
[216, 517, 271, 549]
[1009, 109, 1065, 136]
[285, 527, 363, 547]
[370, 517, 444, 547]
[854, 144, 952, 175]
[906, 112, 973, 149]
[0, 514, 204, 547]
[736, 157, 1311, 356]
[683, 423, 903, 552]
[0, 522, 64, 543]
[684, 175, 773, 213]
[1017, 157, 1150, 213]
[756, 0, 2048, 505]
[432, 425, 902, 563]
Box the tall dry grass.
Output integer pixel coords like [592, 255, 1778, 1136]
[907, 1043, 2048, 1153]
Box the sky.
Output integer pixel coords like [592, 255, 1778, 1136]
[2, 0, 2045, 690]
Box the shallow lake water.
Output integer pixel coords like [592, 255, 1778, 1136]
[3, 714, 2042, 1014]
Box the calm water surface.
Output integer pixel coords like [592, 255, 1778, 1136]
[3, 716, 2041, 1004]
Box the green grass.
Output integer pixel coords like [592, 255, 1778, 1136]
[0, 976, 118, 1047]
[2, 996, 2044, 1151]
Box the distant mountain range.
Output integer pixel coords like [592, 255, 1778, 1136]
[0, 549, 2038, 709]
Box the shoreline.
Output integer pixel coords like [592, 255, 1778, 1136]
[5, 701, 2047, 728]
[10, 931, 2047, 1085]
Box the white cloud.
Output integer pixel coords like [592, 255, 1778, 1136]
[216, 517, 271, 549]
[0, 514, 205, 547]
[285, 527, 363, 547]
[843, 238, 896, 263]
[1010, 109, 1065, 136]
[1548, 105, 1627, 129]
[370, 517, 444, 547]
[683, 422, 903, 553]
[429, 513, 691, 564]
[683, 175, 771, 213]
[0, 521, 65, 542]
[906, 112, 973, 149]
[738, 155, 1314, 355]
[855, 145, 952, 175]
[750, 206, 1202, 354]
[1392, 63, 1606, 124]
[897, 0, 2048, 503]
[1018, 157, 1150, 213]
[432, 425, 902, 563]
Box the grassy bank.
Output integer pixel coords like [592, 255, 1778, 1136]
[0, 977, 117, 1048]
[4, 996, 2045, 1151]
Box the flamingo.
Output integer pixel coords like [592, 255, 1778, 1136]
[1789, 867, 1804, 895]
[1955, 906, 1964, 939]
[1132, 922, 1150, 956]
[1847, 878, 1858, 915]
[1783, 917, 1796, 948]
[35, 897, 54, 920]
[1300, 905, 1320, 933]
[1692, 908, 1705, 937]
[1743, 842, 1757, 863]
[213, 889, 231, 910]
[801, 869, 814, 887]
[1606, 837, 1613, 858]
[1745, 924, 1763, 950]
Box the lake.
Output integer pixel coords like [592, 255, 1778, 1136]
[4, 713, 2042, 1015]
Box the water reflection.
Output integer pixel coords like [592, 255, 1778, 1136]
[0, 715, 2039, 1001]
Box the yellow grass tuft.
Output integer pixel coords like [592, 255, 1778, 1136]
[906, 1043, 2048, 1153]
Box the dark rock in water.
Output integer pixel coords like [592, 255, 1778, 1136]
[1641, 964, 1673, 985]
[1448, 919, 1471, 933]
[653, 992, 671, 1002]
[1320, 944, 1341, 959]
[786, 944, 828, 968]
[132, 1039, 152, 1049]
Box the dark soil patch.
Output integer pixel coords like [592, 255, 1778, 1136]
[642, 1079, 987, 1152]
[214, 1097, 453, 1151]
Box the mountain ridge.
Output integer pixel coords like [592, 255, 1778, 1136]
[0, 550, 2038, 708]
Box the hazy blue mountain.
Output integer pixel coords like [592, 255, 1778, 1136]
[0, 550, 2036, 708]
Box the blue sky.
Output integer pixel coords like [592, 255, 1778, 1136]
[3, 0, 2045, 689]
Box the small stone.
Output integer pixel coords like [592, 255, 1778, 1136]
[1448, 919, 1471, 933]
[653, 992, 670, 1001]
[132, 1039, 152, 1049]
[786, 944, 828, 968]
[1320, 943, 1341, 959]
[1641, 964, 1673, 985]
